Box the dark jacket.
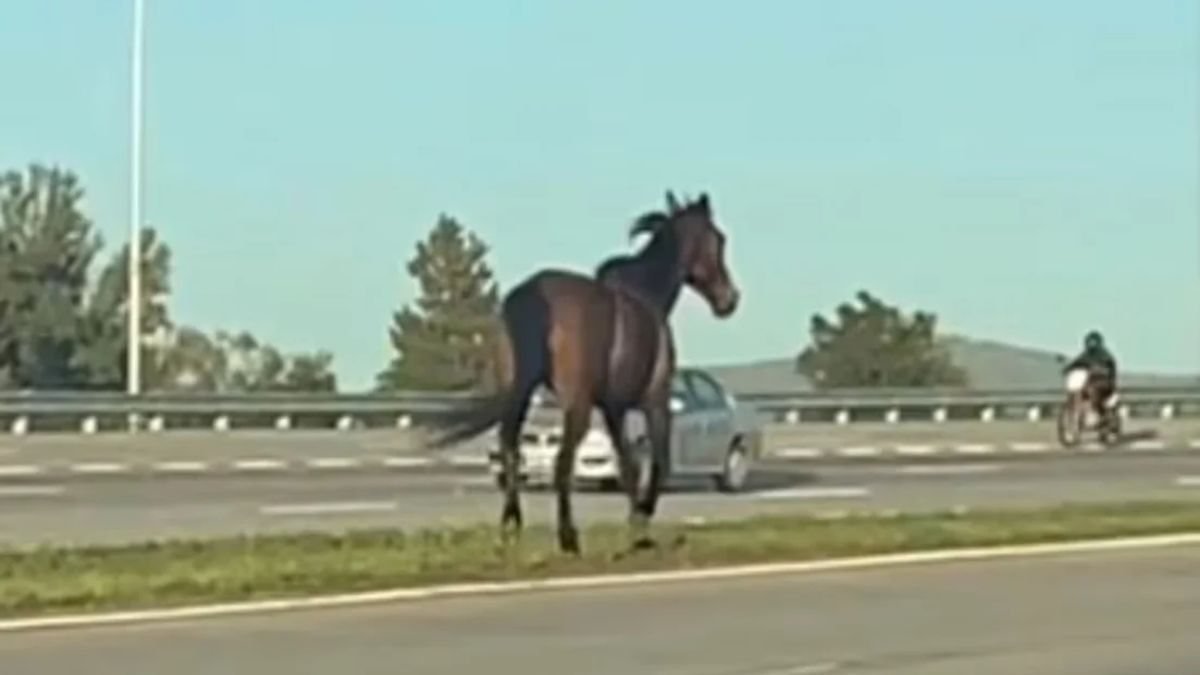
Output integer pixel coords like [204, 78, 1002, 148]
[1064, 346, 1117, 383]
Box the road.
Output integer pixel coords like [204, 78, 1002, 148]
[2, 451, 1200, 547]
[1, 544, 1197, 674]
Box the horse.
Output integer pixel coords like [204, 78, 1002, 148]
[424, 191, 739, 554]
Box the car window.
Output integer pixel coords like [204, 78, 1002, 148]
[687, 371, 727, 409]
[669, 373, 694, 409]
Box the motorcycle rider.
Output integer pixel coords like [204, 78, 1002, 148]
[1062, 330, 1118, 421]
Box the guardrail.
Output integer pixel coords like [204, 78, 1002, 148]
[0, 386, 1196, 435]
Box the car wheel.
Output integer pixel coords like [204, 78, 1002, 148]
[714, 440, 750, 493]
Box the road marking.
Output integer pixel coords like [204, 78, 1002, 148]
[233, 459, 288, 472]
[750, 663, 841, 675]
[0, 485, 65, 498]
[154, 461, 210, 474]
[382, 456, 432, 469]
[0, 465, 42, 477]
[954, 443, 995, 455]
[1175, 476, 1200, 487]
[836, 447, 879, 458]
[306, 457, 362, 470]
[752, 487, 869, 500]
[260, 501, 398, 516]
[3, 532, 1199, 635]
[1010, 442, 1050, 453]
[1080, 442, 1104, 453]
[895, 463, 1003, 476]
[70, 462, 129, 475]
[1129, 440, 1167, 451]
[1189, 440, 1200, 450]
[894, 445, 936, 456]
[447, 455, 488, 468]
[775, 447, 824, 460]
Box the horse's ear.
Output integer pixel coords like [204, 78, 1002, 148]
[665, 190, 681, 214]
[697, 192, 710, 214]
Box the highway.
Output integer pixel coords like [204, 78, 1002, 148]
[1, 451, 1200, 547]
[0, 544, 1196, 673]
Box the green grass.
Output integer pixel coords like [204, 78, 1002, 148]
[2, 499, 1200, 620]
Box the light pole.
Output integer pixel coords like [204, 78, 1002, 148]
[128, 0, 144, 403]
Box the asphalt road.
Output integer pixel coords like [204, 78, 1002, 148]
[2, 451, 1200, 547]
[1, 544, 1197, 674]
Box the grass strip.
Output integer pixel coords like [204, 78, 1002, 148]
[2, 499, 1200, 619]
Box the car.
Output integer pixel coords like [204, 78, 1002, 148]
[486, 367, 764, 493]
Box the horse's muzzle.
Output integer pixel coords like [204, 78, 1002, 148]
[714, 286, 740, 317]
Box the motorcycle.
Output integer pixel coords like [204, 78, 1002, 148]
[1057, 367, 1121, 448]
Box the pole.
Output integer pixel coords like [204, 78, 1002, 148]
[127, 0, 145, 413]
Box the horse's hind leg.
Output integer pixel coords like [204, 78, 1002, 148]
[497, 378, 536, 541]
[553, 399, 590, 555]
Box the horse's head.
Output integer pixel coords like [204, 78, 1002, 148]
[630, 191, 740, 318]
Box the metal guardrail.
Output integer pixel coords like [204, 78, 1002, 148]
[0, 386, 1195, 435]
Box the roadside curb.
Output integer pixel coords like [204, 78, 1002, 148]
[771, 439, 1200, 461]
[1, 531, 1198, 634]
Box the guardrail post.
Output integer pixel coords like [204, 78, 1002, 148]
[213, 415, 230, 432]
[1118, 405, 1130, 420]
[783, 409, 800, 425]
[81, 416, 98, 434]
[149, 415, 165, 432]
[10, 416, 28, 436]
[980, 407, 995, 423]
[336, 415, 355, 431]
[396, 414, 412, 429]
[932, 407, 948, 423]
[835, 409, 850, 425]
[1161, 404, 1175, 421]
[275, 415, 292, 431]
[1027, 405, 1041, 422]
[885, 408, 900, 424]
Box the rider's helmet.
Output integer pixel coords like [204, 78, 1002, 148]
[1084, 330, 1104, 351]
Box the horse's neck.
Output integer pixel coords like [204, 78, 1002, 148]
[599, 254, 682, 316]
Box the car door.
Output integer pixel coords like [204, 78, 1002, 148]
[684, 370, 734, 468]
[668, 372, 704, 470]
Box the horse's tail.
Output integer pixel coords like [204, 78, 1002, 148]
[422, 287, 542, 449]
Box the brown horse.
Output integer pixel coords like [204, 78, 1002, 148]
[425, 191, 739, 554]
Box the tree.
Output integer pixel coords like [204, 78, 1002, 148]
[377, 214, 501, 392]
[0, 165, 102, 388]
[279, 351, 337, 392]
[796, 290, 968, 389]
[75, 226, 173, 389]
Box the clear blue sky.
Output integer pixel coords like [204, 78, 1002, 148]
[2, 0, 1197, 390]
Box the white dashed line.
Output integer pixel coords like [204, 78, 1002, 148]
[382, 456, 432, 469]
[0, 465, 43, 477]
[447, 456, 489, 468]
[154, 461, 210, 474]
[954, 444, 995, 455]
[233, 459, 288, 472]
[1129, 440, 1167, 451]
[751, 487, 870, 500]
[306, 458, 362, 470]
[1188, 439, 1200, 450]
[1175, 476, 1200, 488]
[775, 447, 824, 460]
[260, 501, 398, 516]
[748, 662, 842, 675]
[836, 447, 880, 458]
[70, 463, 129, 475]
[1010, 442, 1050, 453]
[894, 445, 936, 457]
[0, 485, 65, 498]
[895, 463, 1003, 476]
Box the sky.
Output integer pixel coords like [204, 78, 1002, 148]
[1, 0, 1197, 391]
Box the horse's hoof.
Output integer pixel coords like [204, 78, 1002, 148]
[631, 536, 658, 552]
[558, 529, 581, 556]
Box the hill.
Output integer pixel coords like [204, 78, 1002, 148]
[701, 336, 1199, 395]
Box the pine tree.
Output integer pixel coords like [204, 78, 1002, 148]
[377, 215, 501, 392]
[0, 165, 102, 388]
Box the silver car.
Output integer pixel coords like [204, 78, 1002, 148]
[487, 367, 763, 493]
